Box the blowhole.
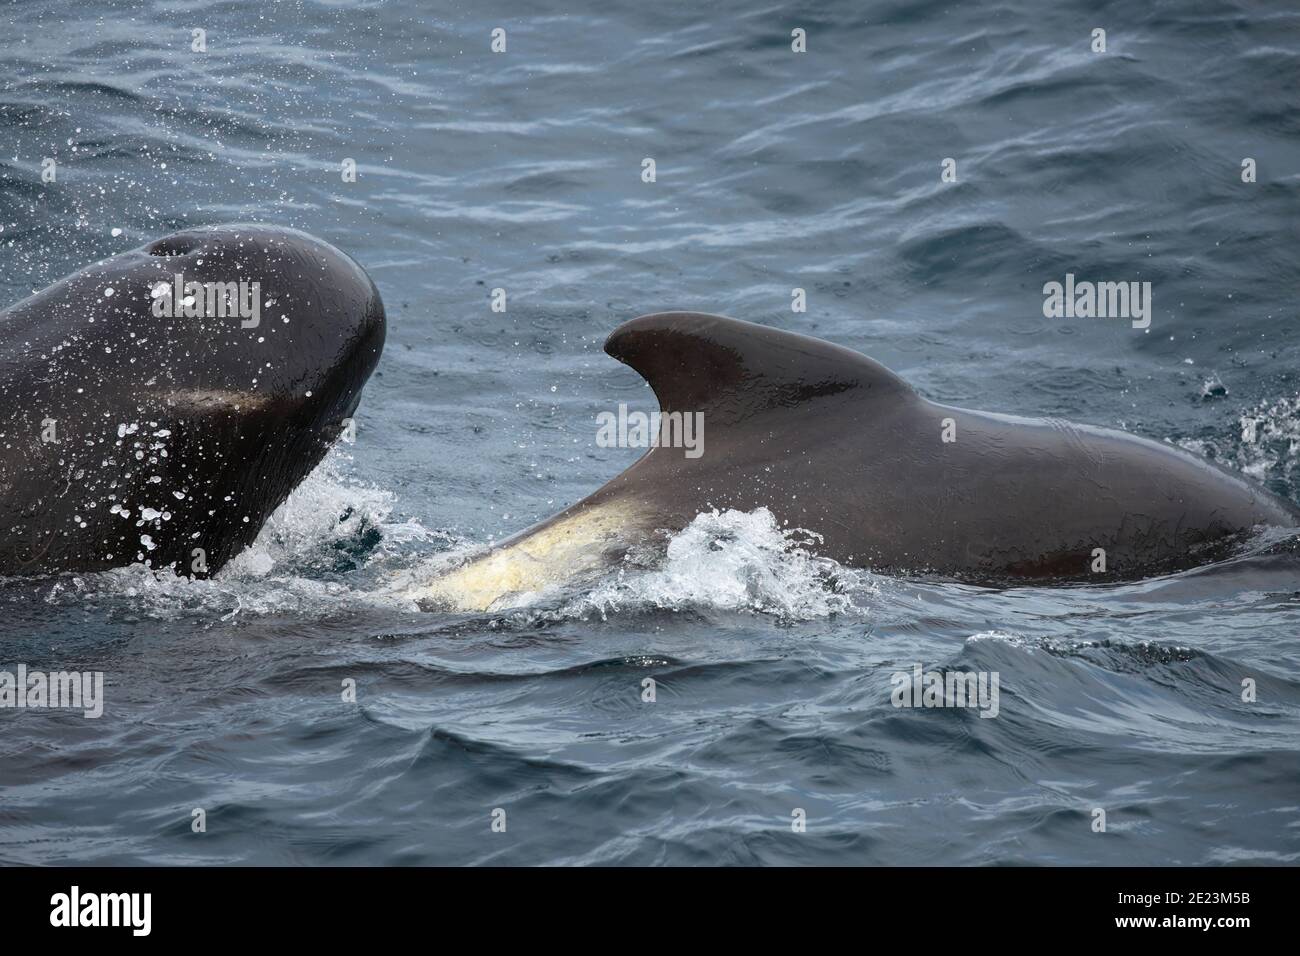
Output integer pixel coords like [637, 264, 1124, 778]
[147, 235, 201, 257]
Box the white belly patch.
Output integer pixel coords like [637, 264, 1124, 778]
[410, 500, 643, 612]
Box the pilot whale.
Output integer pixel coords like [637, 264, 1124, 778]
[414, 311, 1299, 611]
[0, 224, 385, 577]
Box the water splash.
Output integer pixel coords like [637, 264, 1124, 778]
[1175, 392, 1300, 494]
[558, 507, 875, 621]
[31, 463, 873, 625]
[41, 448, 445, 619]
[1234, 394, 1300, 487]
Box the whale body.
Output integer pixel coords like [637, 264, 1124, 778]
[414, 311, 1298, 611]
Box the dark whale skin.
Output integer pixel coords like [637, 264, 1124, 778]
[526, 311, 1299, 584]
[0, 224, 385, 577]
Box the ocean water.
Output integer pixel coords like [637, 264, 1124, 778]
[3, 0, 1300, 865]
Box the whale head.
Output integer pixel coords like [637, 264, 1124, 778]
[0, 224, 386, 576]
[136, 224, 386, 428]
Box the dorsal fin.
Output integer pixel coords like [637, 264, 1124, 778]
[603, 312, 911, 422]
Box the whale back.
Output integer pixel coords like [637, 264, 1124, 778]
[414, 311, 1300, 611]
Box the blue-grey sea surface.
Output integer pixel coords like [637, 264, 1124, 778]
[2, 0, 1299, 864]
